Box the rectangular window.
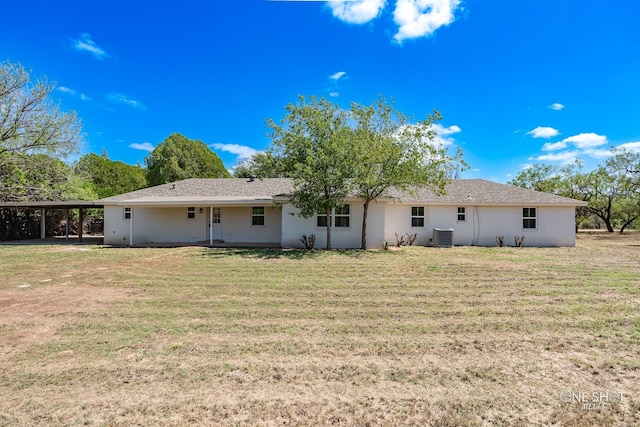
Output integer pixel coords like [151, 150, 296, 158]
[523, 207, 537, 229]
[457, 207, 466, 222]
[316, 205, 350, 228]
[187, 207, 196, 220]
[123, 207, 131, 220]
[251, 206, 265, 226]
[334, 204, 350, 228]
[316, 213, 328, 228]
[411, 206, 425, 227]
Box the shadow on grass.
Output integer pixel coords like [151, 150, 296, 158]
[197, 247, 392, 260]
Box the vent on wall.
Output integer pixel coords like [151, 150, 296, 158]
[433, 228, 454, 247]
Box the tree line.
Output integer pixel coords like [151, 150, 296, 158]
[509, 152, 640, 232]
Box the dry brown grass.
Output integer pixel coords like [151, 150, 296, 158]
[0, 233, 639, 426]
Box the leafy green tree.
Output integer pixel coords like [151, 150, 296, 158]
[349, 96, 466, 249]
[145, 133, 229, 186]
[267, 96, 353, 249]
[232, 152, 288, 178]
[75, 151, 147, 198]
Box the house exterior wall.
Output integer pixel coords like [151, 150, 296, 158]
[103, 204, 282, 245]
[384, 204, 577, 247]
[217, 205, 282, 244]
[280, 201, 387, 249]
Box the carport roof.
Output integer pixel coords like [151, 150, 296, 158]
[0, 201, 103, 209]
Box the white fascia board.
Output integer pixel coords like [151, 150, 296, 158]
[117, 196, 275, 206]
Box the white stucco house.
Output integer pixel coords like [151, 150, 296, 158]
[99, 178, 587, 248]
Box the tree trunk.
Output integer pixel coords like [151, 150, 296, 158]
[619, 216, 637, 233]
[361, 200, 369, 250]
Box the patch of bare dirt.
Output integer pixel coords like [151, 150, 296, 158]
[0, 285, 129, 346]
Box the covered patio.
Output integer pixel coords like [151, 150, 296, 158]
[0, 201, 104, 243]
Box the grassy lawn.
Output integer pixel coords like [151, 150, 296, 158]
[1, 233, 639, 426]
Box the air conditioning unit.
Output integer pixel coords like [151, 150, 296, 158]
[433, 228, 454, 247]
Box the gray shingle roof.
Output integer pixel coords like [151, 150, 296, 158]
[99, 178, 587, 206]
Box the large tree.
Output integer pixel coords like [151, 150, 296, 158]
[232, 152, 287, 178]
[75, 151, 147, 198]
[145, 133, 229, 186]
[267, 96, 353, 249]
[0, 61, 81, 157]
[349, 97, 466, 249]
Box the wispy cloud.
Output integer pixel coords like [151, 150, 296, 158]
[105, 93, 147, 110]
[393, 0, 461, 43]
[535, 132, 610, 163]
[129, 142, 154, 152]
[618, 141, 640, 153]
[329, 92, 340, 97]
[328, 0, 386, 24]
[330, 71, 347, 80]
[70, 33, 110, 60]
[211, 143, 258, 161]
[534, 150, 581, 164]
[57, 86, 91, 101]
[528, 126, 559, 139]
[431, 123, 461, 147]
[549, 103, 565, 111]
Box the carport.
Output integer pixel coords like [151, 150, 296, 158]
[0, 201, 104, 243]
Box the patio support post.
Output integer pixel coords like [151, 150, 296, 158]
[209, 206, 213, 246]
[65, 209, 69, 240]
[129, 207, 134, 247]
[40, 209, 46, 239]
[78, 208, 84, 243]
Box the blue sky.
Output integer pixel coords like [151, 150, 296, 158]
[3, 0, 640, 182]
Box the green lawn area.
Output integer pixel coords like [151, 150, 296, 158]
[1, 233, 639, 426]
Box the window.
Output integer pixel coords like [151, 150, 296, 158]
[123, 207, 131, 220]
[251, 206, 265, 226]
[317, 213, 329, 227]
[334, 204, 350, 228]
[411, 206, 425, 227]
[212, 208, 221, 224]
[187, 207, 196, 220]
[457, 207, 466, 222]
[523, 207, 537, 229]
[316, 204, 350, 228]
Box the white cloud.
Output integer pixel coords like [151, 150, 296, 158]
[527, 126, 559, 139]
[618, 141, 640, 153]
[70, 33, 110, 60]
[534, 150, 580, 164]
[129, 142, 154, 152]
[57, 86, 91, 101]
[330, 71, 346, 80]
[431, 123, 461, 146]
[541, 141, 567, 151]
[549, 103, 565, 111]
[211, 143, 258, 161]
[561, 132, 608, 149]
[105, 93, 147, 110]
[583, 148, 613, 159]
[393, 0, 461, 43]
[329, 92, 340, 97]
[328, 0, 386, 24]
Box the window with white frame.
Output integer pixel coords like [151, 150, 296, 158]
[523, 207, 537, 229]
[411, 206, 425, 227]
[212, 208, 221, 224]
[123, 207, 131, 220]
[251, 206, 265, 226]
[316, 204, 350, 228]
[187, 207, 196, 220]
[457, 207, 466, 222]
